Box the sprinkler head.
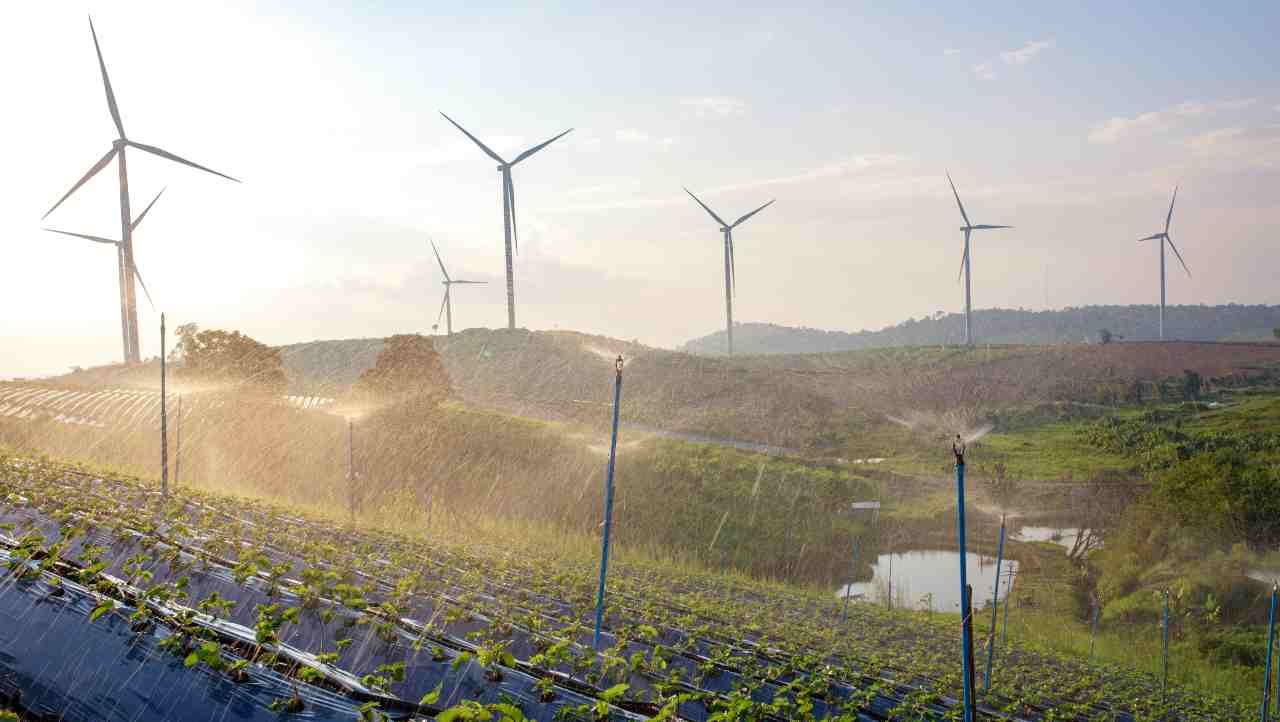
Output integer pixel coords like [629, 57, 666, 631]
[615, 355, 624, 374]
[952, 435, 966, 464]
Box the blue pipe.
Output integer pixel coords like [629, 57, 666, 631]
[593, 356, 624, 651]
[954, 439, 975, 722]
[1263, 585, 1277, 721]
[984, 517, 1005, 693]
[1162, 589, 1170, 697]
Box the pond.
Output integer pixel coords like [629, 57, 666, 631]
[836, 550, 1019, 613]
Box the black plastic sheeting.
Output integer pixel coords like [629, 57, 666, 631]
[0, 560, 367, 722]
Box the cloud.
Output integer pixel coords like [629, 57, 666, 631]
[943, 48, 962, 56]
[1000, 39, 1054, 65]
[1184, 124, 1280, 168]
[680, 96, 747, 117]
[971, 63, 996, 81]
[1088, 98, 1260, 144]
[614, 129, 676, 148]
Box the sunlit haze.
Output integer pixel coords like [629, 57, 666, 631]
[2, 2, 1277, 376]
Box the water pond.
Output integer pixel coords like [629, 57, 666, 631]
[836, 549, 1019, 613]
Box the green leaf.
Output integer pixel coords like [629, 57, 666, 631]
[184, 651, 200, 668]
[420, 681, 443, 706]
[89, 599, 114, 623]
[601, 682, 629, 702]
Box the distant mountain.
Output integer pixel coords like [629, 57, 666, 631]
[680, 305, 1280, 355]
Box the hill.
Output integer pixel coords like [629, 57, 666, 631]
[680, 304, 1280, 355]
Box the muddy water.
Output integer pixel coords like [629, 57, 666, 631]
[836, 549, 1018, 612]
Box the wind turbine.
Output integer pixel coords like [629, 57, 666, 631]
[439, 112, 572, 330]
[1137, 187, 1190, 341]
[42, 16, 239, 364]
[947, 173, 1013, 346]
[43, 189, 166, 328]
[429, 240, 486, 336]
[683, 187, 775, 356]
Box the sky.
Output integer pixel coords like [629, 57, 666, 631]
[1, 1, 1277, 377]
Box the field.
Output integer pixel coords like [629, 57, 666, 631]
[0, 453, 1253, 721]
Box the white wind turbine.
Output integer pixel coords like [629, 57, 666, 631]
[430, 240, 486, 336]
[1137, 187, 1191, 340]
[947, 173, 1013, 346]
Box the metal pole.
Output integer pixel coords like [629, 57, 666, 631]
[954, 436, 975, 722]
[963, 229, 973, 346]
[1162, 589, 1170, 697]
[1262, 585, 1277, 721]
[1002, 563, 1013, 646]
[593, 355, 624, 650]
[174, 394, 182, 486]
[723, 229, 734, 356]
[160, 313, 168, 498]
[963, 584, 977, 720]
[501, 166, 516, 330]
[1089, 600, 1100, 660]
[347, 417, 355, 522]
[984, 516, 1006, 693]
[1159, 238, 1166, 341]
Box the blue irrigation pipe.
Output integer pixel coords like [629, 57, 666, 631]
[1089, 601, 1100, 660]
[1263, 585, 1277, 721]
[1161, 589, 1170, 697]
[984, 515, 1006, 693]
[593, 355, 624, 651]
[953, 437, 975, 722]
[843, 537, 859, 622]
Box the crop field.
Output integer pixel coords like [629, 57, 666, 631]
[0, 455, 1249, 721]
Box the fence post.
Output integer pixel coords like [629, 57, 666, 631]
[984, 515, 1006, 693]
[1002, 563, 1013, 647]
[593, 356, 624, 651]
[954, 437, 975, 722]
[963, 584, 977, 720]
[1263, 584, 1277, 721]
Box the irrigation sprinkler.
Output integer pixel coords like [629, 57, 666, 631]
[593, 355, 624, 651]
[984, 514, 1006, 693]
[159, 313, 168, 499]
[1089, 600, 1100, 660]
[1263, 584, 1276, 721]
[1161, 589, 1170, 698]
[953, 436, 976, 722]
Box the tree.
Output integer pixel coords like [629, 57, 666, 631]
[178, 328, 287, 393]
[350, 334, 450, 406]
[1274, 327, 1280, 340]
[171, 323, 200, 362]
[1098, 328, 1113, 345]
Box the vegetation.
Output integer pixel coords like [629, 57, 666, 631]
[175, 326, 287, 393]
[681, 304, 1280, 354]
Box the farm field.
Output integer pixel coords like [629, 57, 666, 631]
[0, 453, 1252, 721]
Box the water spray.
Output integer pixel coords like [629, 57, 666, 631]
[593, 355, 623, 651]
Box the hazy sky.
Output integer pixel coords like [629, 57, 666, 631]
[2, 2, 1277, 377]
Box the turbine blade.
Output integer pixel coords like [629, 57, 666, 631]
[451, 280, 487, 284]
[1166, 234, 1191, 277]
[971, 224, 1013, 230]
[947, 172, 971, 228]
[44, 228, 118, 245]
[1137, 233, 1162, 242]
[683, 187, 728, 227]
[42, 146, 118, 219]
[438, 112, 506, 164]
[128, 141, 239, 183]
[729, 233, 736, 297]
[958, 243, 969, 283]
[506, 171, 518, 255]
[731, 199, 775, 228]
[1164, 185, 1178, 234]
[429, 239, 450, 282]
[436, 291, 448, 324]
[131, 187, 166, 231]
[129, 258, 156, 311]
[89, 17, 125, 138]
[512, 128, 574, 165]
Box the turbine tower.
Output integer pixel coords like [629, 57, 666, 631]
[947, 173, 1012, 346]
[42, 16, 239, 364]
[43, 189, 166, 320]
[429, 240, 486, 336]
[683, 187, 775, 356]
[439, 113, 572, 330]
[1137, 187, 1190, 341]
